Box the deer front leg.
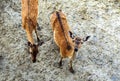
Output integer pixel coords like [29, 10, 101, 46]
[35, 28, 40, 42]
[35, 29, 44, 46]
[37, 23, 41, 31]
[59, 57, 63, 67]
[69, 58, 75, 73]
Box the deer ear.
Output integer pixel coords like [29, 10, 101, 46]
[69, 31, 74, 39]
[84, 36, 90, 42]
[28, 41, 32, 47]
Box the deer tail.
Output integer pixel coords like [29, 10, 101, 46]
[56, 11, 71, 50]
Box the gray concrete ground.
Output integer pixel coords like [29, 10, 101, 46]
[0, 0, 120, 81]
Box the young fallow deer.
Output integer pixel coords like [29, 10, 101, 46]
[50, 10, 90, 73]
[21, 0, 43, 63]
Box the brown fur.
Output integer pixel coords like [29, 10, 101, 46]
[51, 11, 75, 58]
[21, 0, 39, 63]
[21, 0, 38, 44]
[50, 11, 76, 73]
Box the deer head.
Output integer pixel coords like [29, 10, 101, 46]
[28, 42, 39, 63]
[73, 36, 90, 52]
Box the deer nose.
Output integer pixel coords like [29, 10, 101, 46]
[32, 59, 36, 63]
[74, 48, 78, 52]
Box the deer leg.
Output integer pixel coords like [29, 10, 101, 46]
[59, 57, 63, 67]
[37, 23, 41, 31]
[35, 29, 40, 42]
[35, 29, 44, 46]
[69, 59, 75, 73]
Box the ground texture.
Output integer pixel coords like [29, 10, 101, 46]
[0, 0, 120, 81]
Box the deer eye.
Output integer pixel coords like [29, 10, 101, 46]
[81, 42, 83, 44]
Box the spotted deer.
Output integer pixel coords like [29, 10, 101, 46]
[50, 10, 90, 73]
[21, 0, 43, 63]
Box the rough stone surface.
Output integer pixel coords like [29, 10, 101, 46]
[0, 0, 120, 81]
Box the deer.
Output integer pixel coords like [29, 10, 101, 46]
[21, 0, 43, 63]
[50, 10, 90, 73]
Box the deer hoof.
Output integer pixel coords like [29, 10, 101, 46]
[69, 67, 75, 74]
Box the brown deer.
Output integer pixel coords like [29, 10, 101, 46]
[21, 0, 43, 63]
[50, 10, 90, 73]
